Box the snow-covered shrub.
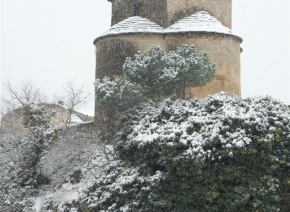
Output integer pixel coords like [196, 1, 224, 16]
[20, 104, 55, 178]
[82, 93, 290, 211]
[95, 77, 144, 112]
[0, 104, 54, 211]
[69, 169, 83, 184]
[0, 134, 35, 211]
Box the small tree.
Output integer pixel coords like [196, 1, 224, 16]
[21, 104, 55, 180]
[95, 45, 216, 112]
[53, 81, 91, 129]
[0, 81, 54, 210]
[0, 103, 54, 211]
[123, 45, 216, 98]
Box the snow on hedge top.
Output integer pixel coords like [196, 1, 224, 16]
[166, 11, 233, 34]
[116, 92, 290, 161]
[101, 16, 164, 37]
[99, 11, 235, 38]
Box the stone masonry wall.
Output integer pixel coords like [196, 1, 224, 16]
[95, 34, 166, 80]
[111, 0, 168, 27]
[165, 33, 240, 98]
[110, 0, 231, 28]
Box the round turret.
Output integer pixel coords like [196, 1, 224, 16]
[94, 11, 242, 99]
[96, 0, 241, 134]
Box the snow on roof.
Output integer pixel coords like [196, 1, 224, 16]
[74, 108, 94, 117]
[166, 11, 233, 35]
[98, 11, 239, 40]
[101, 16, 164, 37]
[70, 114, 83, 123]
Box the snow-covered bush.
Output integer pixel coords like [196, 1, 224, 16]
[21, 104, 55, 178]
[82, 93, 290, 211]
[0, 134, 35, 211]
[0, 104, 54, 211]
[95, 77, 144, 112]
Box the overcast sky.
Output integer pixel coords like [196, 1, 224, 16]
[1, 0, 289, 110]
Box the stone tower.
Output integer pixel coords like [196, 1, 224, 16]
[94, 0, 242, 129]
[109, 0, 232, 28]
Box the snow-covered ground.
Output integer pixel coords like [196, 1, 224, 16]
[30, 129, 114, 211]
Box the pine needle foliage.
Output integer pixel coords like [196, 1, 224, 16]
[95, 45, 216, 112]
[123, 45, 216, 98]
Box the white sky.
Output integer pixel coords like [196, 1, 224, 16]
[1, 0, 289, 110]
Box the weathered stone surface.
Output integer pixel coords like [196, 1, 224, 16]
[111, 0, 168, 27]
[95, 38, 136, 79]
[95, 32, 241, 100]
[110, 0, 232, 28]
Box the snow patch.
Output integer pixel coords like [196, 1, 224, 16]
[101, 16, 164, 36]
[166, 11, 234, 35]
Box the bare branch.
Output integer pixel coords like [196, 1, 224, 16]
[60, 81, 91, 128]
[63, 81, 91, 110]
[1, 80, 47, 108]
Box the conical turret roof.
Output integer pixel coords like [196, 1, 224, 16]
[96, 11, 242, 42]
[166, 11, 233, 35]
[101, 16, 164, 37]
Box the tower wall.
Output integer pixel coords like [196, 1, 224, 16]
[95, 34, 166, 80]
[110, 0, 232, 28]
[111, 0, 168, 27]
[95, 32, 241, 100]
[165, 33, 240, 97]
[167, 0, 232, 28]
